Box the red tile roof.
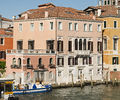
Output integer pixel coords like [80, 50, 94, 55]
[16, 3, 101, 21]
[0, 28, 13, 36]
[0, 17, 12, 22]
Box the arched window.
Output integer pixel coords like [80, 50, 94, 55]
[18, 58, 21, 67]
[27, 58, 31, 65]
[108, 0, 110, 5]
[104, 0, 107, 5]
[12, 58, 16, 65]
[39, 58, 42, 65]
[49, 58, 53, 64]
[75, 39, 78, 50]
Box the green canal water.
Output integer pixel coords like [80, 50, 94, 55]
[18, 85, 120, 100]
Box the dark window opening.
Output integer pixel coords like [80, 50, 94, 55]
[28, 41, 34, 50]
[17, 41, 23, 50]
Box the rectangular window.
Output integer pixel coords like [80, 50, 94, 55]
[104, 21, 106, 28]
[30, 23, 34, 31]
[0, 51, 6, 59]
[89, 24, 92, 32]
[68, 41, 72, 52]
[17, 41, 23, 50]
[58, 22, 62, 30]
[39, 23, 43, 31]
[104, 38, 107, 50]
[112, 57, 119, 65]
[19, 24, 22, 32]
[57, 58, 64, 66]
[46, 40, 54, 53]
[113, 38, 118, 50]
[84, 24, 87, 31]
[68, 57, 74, 66]
[83, 57, 88, 65]
[98, 24, 101, 32]
[74, 23, 78, 31]
[28, 41, 34, 50]
[69, 23, 72, 30]
[0, 38, 4, 45]
[57, 40, 63, 52]
[89, 57, 92, 65]
[50, 22, 53, 30]
[114, 21, 117, 28]
[97, 41, 102, 52]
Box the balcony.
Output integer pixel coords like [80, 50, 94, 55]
[26, 64, 33, 69]
[6, 49, 56, 54]
[74, 50, 90, 55]
[11, 65, 21, 69]
[38, 64, 44, 69]
[49, 64, 56, 68]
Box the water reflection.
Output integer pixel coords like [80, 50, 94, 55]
[18, 85, 120, 100]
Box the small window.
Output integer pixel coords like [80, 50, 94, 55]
[39, 23, 43, 31]
[112, 57, 119, 65]
[98, 24, 101, 32]
[89, 24, 92, 32]
[84, 24, 87, 31]
[69, 23, 72, 30]
[39, 58, 42, 65]
[108, 0, 110, 5]
[58, 22, 62, 30]
[114, 21, 117, 28]
[113, 38, 118, 50]
[104, 21, 106, 28]
[0, 38, 4, 45]
[57, 57, 64, 66]
[50, 22, 53, 30]
[74, 23, 78, 31]
[104, 1, 107, 5]
[19, 24, 22, 32]
[30, 23, 34, 31]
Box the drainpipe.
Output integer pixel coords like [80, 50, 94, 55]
[102, 29, 104, 81]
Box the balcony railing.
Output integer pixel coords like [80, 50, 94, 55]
[25, 64, 33, 69]
[74, 50, 90, 55]
[6, 49, 56, 54]
[38, 64, 44, 69]
[11, 65, 21, 69]
[49, 64, 56, 68]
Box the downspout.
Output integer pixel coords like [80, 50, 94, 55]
[102, 28, 104, 81]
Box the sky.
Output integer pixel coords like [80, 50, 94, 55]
[0, 0, 98, 19]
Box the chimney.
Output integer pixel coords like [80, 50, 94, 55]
[93, 15, 96, 20]
[12, 16, 16, 20]
[45, 11, 49, 18]
[98, 9, 101, 16]
[24, 13, 28, 20]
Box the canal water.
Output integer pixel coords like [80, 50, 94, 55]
[18, 85, 120, 100]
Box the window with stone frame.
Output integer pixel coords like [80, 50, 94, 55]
[83, 39, 87, 50]
[69, 23, 72, 30]
[88, 41, 93, 52]
[18, 58, 21, 67]
[84, 24, 87, 31]
[17, 41, 23, 50]
[0, 51, 6, 59]
[39, 23, 43, 31]
[97, 41, 102, 52]
[74, 23, 78, 31]
[28, 40, 34, 50]
[89, 24, 92, 32]
[114, 21, 117, 28]
[79, 39, 82, 50]
[58, 22, 62, 30]
[50, 22, 53, 30]
[104, 21, 106, 28]
[19, 24, 22, 32]
[82, 57, 88, 65]
[112, 57, 119, 65]
[30, 23, 34, 31]
[89, 57, 92, 65]
[68, 41, 72, 52]
[0, 38, 4, 45]
[47, 40, 54, 52]
[57, 57, 64, 66]
[75, 39, 78, 50]
[103, 38, 107, 50]
[57, 40, 63, 52]
[113, 38, 118, 50]
[68, 57, 74, 66]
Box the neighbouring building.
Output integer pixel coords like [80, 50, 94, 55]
[0, 15, 13, 28]
[6, 3, 103, 85]
[0, 28, 13, 62]
[84, 0, 120, 81]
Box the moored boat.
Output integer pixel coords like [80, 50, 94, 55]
[13, 84, 52, 95]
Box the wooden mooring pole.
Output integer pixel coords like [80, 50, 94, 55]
[91, 75, 93, 88]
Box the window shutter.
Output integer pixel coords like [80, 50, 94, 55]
[97, 42, 99, 51]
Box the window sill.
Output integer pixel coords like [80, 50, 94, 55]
[58, 51, 64, 53]
[58, 65, 64, 67]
